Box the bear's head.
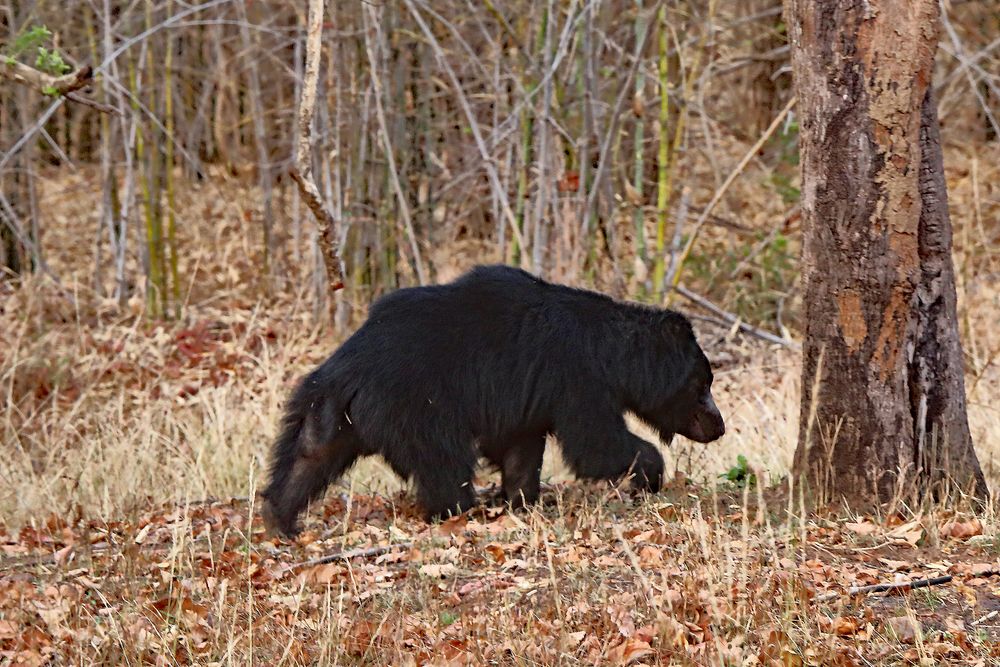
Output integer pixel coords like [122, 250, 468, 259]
[633, 314, 726, 445]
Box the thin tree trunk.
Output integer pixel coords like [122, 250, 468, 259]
[533, 0, 554, 275]
[237, 0, 275, 280]
[787, 0, 986, 505]
[290, 0, 346, 301]
[362, 2, 427, 285]
[575, 0, 596, 276]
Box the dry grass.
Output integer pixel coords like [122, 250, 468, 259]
[2, 145, 999, 664]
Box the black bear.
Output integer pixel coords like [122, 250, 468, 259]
[261, 265, 725, 536]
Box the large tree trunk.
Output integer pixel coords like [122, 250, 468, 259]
[786, 0, 987, 505]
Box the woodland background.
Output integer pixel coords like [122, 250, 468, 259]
[1, 0, 1000, 664]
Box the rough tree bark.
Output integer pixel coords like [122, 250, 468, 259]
[786, 0, 987, 505]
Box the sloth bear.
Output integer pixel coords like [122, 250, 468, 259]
[262, 265, 725, 536]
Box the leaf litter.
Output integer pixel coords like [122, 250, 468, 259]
[1, 483, 999, 665]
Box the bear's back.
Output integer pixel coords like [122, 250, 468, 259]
[365, 265, 543, 323]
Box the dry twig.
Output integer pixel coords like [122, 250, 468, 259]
[675, 285, 798, 348]
[291, 542, 415, 569]
[290, 0, 346, 296]
[814, 575, 953, 603]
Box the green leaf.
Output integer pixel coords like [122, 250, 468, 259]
[8, 25, 52, 58]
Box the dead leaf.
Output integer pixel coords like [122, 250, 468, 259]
[562, 630, 586, 650]
[877, 558, 911, 572]
[632, 90, 644, 117]
[638, 545, 663, 566]
[624, 181, 644, 207]
[433, 515, 468, 537]
[483, 543, 505, 564]
[830, 616, 860, 636]
[10, 651, 45, 667]
[845, 520, 878, 536]
[558, 171, 580, 193]
[940, 518, 983, 540]
[887, 520, 923, 546]
[419, 563, 457, 578]
[606, 638, 654, 665]
[300, 563, 344, 585]
[0, 619, 19, 638]
[885, 616, 918, 643]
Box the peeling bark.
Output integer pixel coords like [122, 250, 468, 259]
[786, 0, 986, 505]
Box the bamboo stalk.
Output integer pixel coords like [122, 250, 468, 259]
[107, 0, 131, 307]
[84, 7, 108, 294]
[668, 95, 796, 291]
[652, 4, 670, 298]
[575, 0, 596, 274]
[362, 2, 427, 285]
[632, 0, 648, 277]
[165, 0, 180, 317]
[237, 0, 276, 281]
[533, 0, 555, 274]
[130, 33, 163, 318]
[514, 91, 533, 265]
[147, 0, 167, 316]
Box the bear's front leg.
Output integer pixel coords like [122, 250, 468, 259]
[500, 432, 547, 509]
[628, 439, 664, 492]
[410, 437, 480, 521]
[555, 407, 664, 492]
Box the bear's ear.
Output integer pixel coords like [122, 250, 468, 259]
[656, 310, 693, 338]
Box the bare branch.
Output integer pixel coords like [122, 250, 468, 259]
[64, 91, 120, 115]
[1, 60, 92, 96]
[403, 0, 528, 260]
[0, 60, 116, 113]
[674, 285, 798, 349]
[290, 0, 346, 297]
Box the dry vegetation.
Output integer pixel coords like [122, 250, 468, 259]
[2, 0, 1000, 664]
[1, 146, 999, 663]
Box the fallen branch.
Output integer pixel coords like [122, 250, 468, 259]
[292, 542, 414, 569]
[814, 574, 953, 603]
[674, 285, 799, 349]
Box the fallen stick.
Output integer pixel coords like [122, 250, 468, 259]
[815, 574, 953, 603]
[292, 542, 414, 569]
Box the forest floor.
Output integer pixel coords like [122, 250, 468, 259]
[2, 474, 1000, 665]
[2, 153, 999, 664]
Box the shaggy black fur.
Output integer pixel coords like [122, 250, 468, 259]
[261, 265, 725, 536]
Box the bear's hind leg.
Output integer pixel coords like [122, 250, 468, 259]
[500, 432, 546, 509]
[262, 429, 363, 537]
